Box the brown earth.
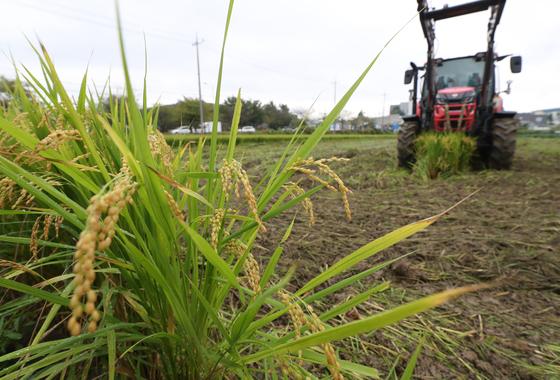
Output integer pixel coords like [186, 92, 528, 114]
[238, 137, 560, 379]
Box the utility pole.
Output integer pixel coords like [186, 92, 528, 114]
[332, 80, 337, 130]
[380, 92, 386, 128]
[193, 34, 204, 129]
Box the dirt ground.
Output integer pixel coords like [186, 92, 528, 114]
[236, 136, 560, 379]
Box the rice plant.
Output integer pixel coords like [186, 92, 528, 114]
[0, 3, 483, 379]
[413, 132, 476, 180]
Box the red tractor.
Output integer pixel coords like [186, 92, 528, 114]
[398, 0, 522, 169]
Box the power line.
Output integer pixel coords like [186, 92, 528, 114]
[42, 0, 187, 39]
[14, 0, 334, 91]
[9, 1, 350, 112]
[13, 0, 192, 44]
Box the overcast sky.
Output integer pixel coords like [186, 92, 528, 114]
[1, 0, 559, 118]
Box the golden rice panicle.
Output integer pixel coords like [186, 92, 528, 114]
[97, 175, 137, 251]
[277, 358, 290, 378]
[6, 176, 59, 210]
[71, 152, 90, 164]
[219, 159, 266, 232]
[0, 178, 16, 209]
[279, 291, 305, 340]
[12, 112, 32, 132]
[30, 216, 42, 259]
[54, 215, 64, 238]
[34, 130, 81, 152]
[244, 253, 261, 295]
[218, 159, 235, 201]
[276, 357, 303, 380]
[315, 158, 351, 221]
[164, 189, 185, 221]
[120, 155, 133, 178]
[291, 158, 337, 192]
[148, 129, 173, 170]
[68, 174, 137, 336]
[210, 208, 225, 249]
[227, 239, 262, 295]
[290, 157, 352, 221]
[284, 182, 315, 226]
[42, 214, 53, 240]
[55, 114, 66, 130]
[305, 304, 344, 380]
[37, 110, 53, 132]
[303, 198, 315, 226]
[237, 169, 265, 232]
[12, 188, 35, 210]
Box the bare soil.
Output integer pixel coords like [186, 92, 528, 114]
[239, 137, 560, 379]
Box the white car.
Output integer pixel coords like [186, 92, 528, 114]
[169, 126, 191, 134]
[239, 126, 256, 133]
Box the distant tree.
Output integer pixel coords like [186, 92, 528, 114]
[0, 76, 30, 108]
[242, 99, 264, 127]
[262, 102, 295, 129]
[220, 97, 264, 130]
[351, 111, 373, 131]
[157, 98, 213, 132]
[156, 95, 301, 132]
[219, 96, 237, 131]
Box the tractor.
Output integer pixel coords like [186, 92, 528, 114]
[398, 0, 522, 170]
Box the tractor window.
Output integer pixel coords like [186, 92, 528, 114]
[435, 58, 486, 90]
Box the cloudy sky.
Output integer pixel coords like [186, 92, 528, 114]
[1, 0, 559, 118]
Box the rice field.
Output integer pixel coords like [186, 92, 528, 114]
[0, 6, 485, 379]
[165, 133, 395, 145]
[234, 136, 560, 379]
[1, 1, 559, 378]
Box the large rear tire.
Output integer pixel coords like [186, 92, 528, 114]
[489, 118, 518, 170]
[397, 121, 419, 169]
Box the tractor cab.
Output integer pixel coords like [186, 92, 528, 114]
[431, 55, 487, 131]
[408, 54, 518, 132]
[398, 0, 523, 170]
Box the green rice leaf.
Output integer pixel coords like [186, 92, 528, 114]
[296, 216, 438, 296]
[400, 338, 424, 380]
[244, 284, 486, 363]
[0, 277, 69, 307]
[179, 221, 239, 288]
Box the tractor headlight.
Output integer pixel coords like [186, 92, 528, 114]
[463, 91, 476, 103]
[436, 93, 446, 104]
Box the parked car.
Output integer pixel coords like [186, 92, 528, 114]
[169, 126, 191, 134]
[239, 126, 256, 133]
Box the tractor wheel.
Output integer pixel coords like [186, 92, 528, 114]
[397, 120, 419, 169]
[489, 118, 518, 170]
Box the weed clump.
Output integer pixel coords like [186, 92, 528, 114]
[414, 133, 475, 179]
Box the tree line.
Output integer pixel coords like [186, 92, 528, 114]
[157, 97, 300, 132]
[0, 76, 387, 132]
